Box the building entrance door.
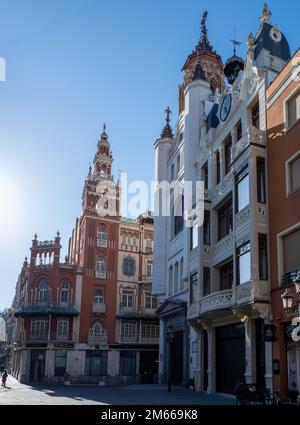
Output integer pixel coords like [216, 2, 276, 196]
[287, 347, 300, 392]
[140, 350, 159, 383]
[171, 331, 184, 385]
[216, 323, 245, 394]
[29, 350, 46, 382]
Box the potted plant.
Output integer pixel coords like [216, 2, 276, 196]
[288, 383, 299, 404]
[64, 371, 71, 386]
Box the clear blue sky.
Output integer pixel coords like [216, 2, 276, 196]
[0, 0, 299, 311]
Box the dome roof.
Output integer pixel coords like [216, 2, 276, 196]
[254, 21, 291, 61]
[224, 55, 245, 85]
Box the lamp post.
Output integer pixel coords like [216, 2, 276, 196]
[281, 272, 300, 317]
[166, 324, 175, 393]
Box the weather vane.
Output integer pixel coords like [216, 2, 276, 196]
[230, 28, 242, 56]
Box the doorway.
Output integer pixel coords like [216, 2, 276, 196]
[140, 351, 159, 383]
[29, 350, 46, 382]
[216, 323, 245, 394]
[171, 331, 184, 385]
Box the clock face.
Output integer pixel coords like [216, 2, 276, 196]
[220, 94, 232, 122]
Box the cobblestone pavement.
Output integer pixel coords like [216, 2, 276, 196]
[0, 375, 236, 405]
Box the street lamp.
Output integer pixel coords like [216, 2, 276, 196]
[281, 272, 300, 317]
[166, 324, 175, 393]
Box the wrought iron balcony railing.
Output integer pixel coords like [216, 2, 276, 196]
[14, 300, 80, 318]
[118, 305, 157, 318]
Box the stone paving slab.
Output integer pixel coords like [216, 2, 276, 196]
[0, 375, 235, 405]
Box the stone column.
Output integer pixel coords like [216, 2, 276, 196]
[195, 326, 204, 392]
[206, 326, 215, 394]
[264, 341, 273, 391]
[244, 318, 256, 384]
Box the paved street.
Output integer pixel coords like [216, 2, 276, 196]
[0, 375, 235, 405]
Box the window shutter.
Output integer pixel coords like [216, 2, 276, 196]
[290, 155, 300, 192]
[283, 229, 300, 273]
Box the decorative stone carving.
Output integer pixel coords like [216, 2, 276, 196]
[235, 206, 250, 230]
[200, 290, 233, 314]
[213, 232, 234, 255]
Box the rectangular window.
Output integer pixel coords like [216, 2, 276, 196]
[57, 319, 69, 339]
[237, 242, 251, 285]
[224, 135, 232, 175]
[283, 229, 300, 276]
[121, 322, 137, 339]
[258, 234, 268, 281]
[147, 261, 153, 276]
[203, 211, 210, 245]
[202, 162, 208, 189]
[257, 158, 266, 203]
[236, 120, 242, 141]
[287, 91, 300, 128]
[85, 350, 108, 376]
[190, 223, 198, 250]
[252, 102, 260, 129]
[119, 351, 136, 376]
[203, 267, 210, 297]
[219, 261, 234, 290]
[218, 198, 233, 241]
[55, 350, 67, 377]
[289, 154, 300, 193]
[216, 151, 221, 184]
[190, 273, 198, 304]
[145, 292, 156, 309]
[31, 319, 48, 338]
[122, 291, 134, 308]
[142, 323, 159, 340]
[236, 167, 250, 212]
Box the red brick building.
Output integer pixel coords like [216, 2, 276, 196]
[266, 48, 300, 397]
[11, 128, 158, 384]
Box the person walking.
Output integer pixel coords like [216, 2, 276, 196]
[1, 369, 8, 388]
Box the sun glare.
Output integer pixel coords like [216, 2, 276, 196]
[0, 174, 23, 233]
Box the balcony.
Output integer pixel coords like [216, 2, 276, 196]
[232, 125, 266, 162]
[119, 334, 140, 343]
[14, 300, 79, 318]
[118, 334, 159, 344]
[281, 268, 300, 286]
[213, 232, 234, 263]
[117, 305, 157, 319]
[87, 329, 108, 346]
[50, 332, 73, 342]
[188, 280, 270, 320]
[28, 333, 49, 341]
[92, 303, 106, 314]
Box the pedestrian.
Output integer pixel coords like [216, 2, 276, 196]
[1, 369, 8, 388]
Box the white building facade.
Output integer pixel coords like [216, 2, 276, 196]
[153, 5, 292, 393]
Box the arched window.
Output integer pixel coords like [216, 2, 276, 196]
[92, 320, 105, 335]
[174, 262, 179, 293]
[96, 256, 106, 278]
[168, 266, 173, 296]
[38, 279, 49, 303]
[180, 258, 184, 290]
[60, 281, 70, 304]
[170, 164, 175, 181]
[94, 288, 104, 304]
[97, 225, 107, 247]
[174, 195, 184, 236]
[177, 154, 181, 175]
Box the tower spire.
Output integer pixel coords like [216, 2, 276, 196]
[161, 107, 174, 138]
[197, 10, 213, 53]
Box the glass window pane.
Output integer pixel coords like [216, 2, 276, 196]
[239, 251, 251, 284]
[237, 174, 249, 211]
